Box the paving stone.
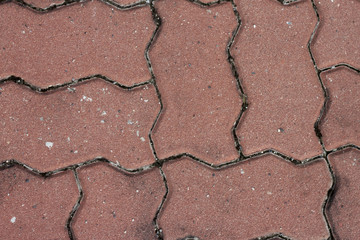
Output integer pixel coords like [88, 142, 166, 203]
[327, 149, 360, 239]
[327, 148, 360, 239]
[234, 0, 323, 160]
[0, 166, 78, 239]
[160, 155, 331, 239]
[312, 0, 360, 69]
[0, 80, 158, 171]
[73, 163, 164, 239]
[320, 67, 360, 150]
[0, 0, 359, 238]
[150, 0, 241, 164]
[0, 0, 153, 87]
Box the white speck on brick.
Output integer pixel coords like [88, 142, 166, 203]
[240, 169, 245, 175]
[140, 137, 145, 142]
[11, 217, 16, 223]
[127, 120, 133, 125]
[101, 111, 107, 116]
[267, 191, 272, 195]
[136, 130, 139, 137]
[45, 142, 53, 149]
[81, 95, 92, 102]
[253, 25, 256, 28]
[251, 187, 255, 191]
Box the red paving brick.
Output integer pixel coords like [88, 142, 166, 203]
[0, 166, 78, 239]
[312, 0, 360, 69]
[0, 79, 158, 171]
[160, 156, 331, 239]
[234, 0, 324, 160]
[320, 67, 360, 150]
[0, 0, 359, 239]
[327, 148, 360, 239]
[0, 0, 153, 87]
[73, 163, 164, 239]
[150, 0, 241, 164]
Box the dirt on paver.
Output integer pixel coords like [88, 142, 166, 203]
[0, 0, 359, 239]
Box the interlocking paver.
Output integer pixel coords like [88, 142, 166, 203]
[73, 162, 164, 239]
[0, 166, 78, 239]
[234, 0, 323, 160]
[159, 156, 331, 239]
[0, 0, 153, 87]
[327, 148, 360, 239]
[150, 0, 241, 164]
[312, 0, 360, 69]
[0, 0, 359, 239]
[320, 67, 360, 150]
[0, 79, 158, 171]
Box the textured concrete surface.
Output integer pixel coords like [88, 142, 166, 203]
[0, 80, 159, 171]
[320, 67, 360, 150]
[150, 0, 241, 164]
[73, 163, 164, 239]
[0, 0, 359, 239]
[0, 166, 78, 239]
[311, 0, 359, 69]
[160, 156, 331, 239]
[0, 0, 153, 87]
[327, 148, 360, 240]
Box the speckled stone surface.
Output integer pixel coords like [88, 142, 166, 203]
[0, 0, 153, 87]
[327, 148, 360, 239]
[0, 166, 78, 239]
[150, 0, 241, 164]
[73, 163, 164, 239]
[160, 156, 331, 239]
[0, 80, 158, 171]
[234, 0, 323, 160]
[0, 0, 359, 239]
[312, 0, 359, 69]
[320, 67, 360, 150]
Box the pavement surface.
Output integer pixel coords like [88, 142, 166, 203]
[0, 0, 359, 239]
